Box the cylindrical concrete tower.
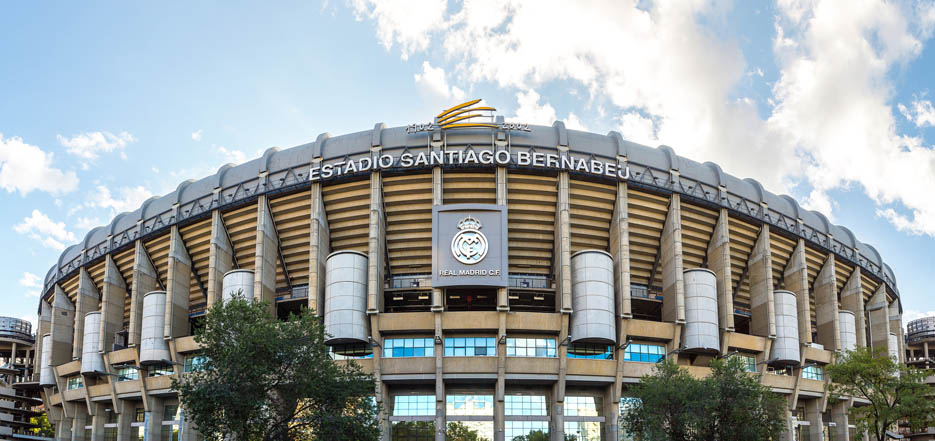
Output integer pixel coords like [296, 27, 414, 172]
[771, 290, 800, 366]
[222, 269, 255, 302]
[139, 291, 170, 365]
[80, 312, 104, 374]
[324, 251, 369, 345]
[682, 268, 719, 353]
[570, 250, 616, 344]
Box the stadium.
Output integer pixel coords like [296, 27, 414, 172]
[30, 101, 904, 441]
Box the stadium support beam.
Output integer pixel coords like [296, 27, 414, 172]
[556, 171, 573, 314]
[784, 239, 812, 344]
[308, 180, 330, 316]
[814, 255, 840, 351]
[50, 284, 75, 367]
[431, 166, 444, 313]
[748, 225, 776, 338]
[832, 400, 850, 441]
[207, 209, 234, 308]
[366, 169, 385, 315]
[889, 300, 904, 363]
[706, 208, 734, 331]
[660, 193, 685, 323]
[74, 268, 99, 359]
[840, 267, 866, 348]
[35, 300, 52, 371]
[129, 240, 158, 346]
[165, 225, 193, 338]
[867, 285, 890, 353]
[100, 254, 127, 352]
[254, 194, 279, 309]
[610, 181, 632, 319]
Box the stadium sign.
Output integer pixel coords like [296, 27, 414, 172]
[433, 205, 508, 287]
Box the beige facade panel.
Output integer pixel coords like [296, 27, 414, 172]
[568, 178, 615, 254]
[59, 273, 80, 305]
[727, 215, 758, 310]
[179, 218, 211, 309]
[384, 172, 433, 275]
[322, 179, 370, 253]
[270, 189, 312, 287]
[442, 170, 496, 205]
[143, 235, 170, 286]
[222, 203, 259, 269]
[835, 259, 854, 298]
[768, 232, 796, 288]
[507, 173, 556, 275]
[678, 201, 717, 270]
[112, 247, 135, 324]
[626, 188, 667, 287]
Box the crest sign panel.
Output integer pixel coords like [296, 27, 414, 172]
[433, 204, 508, 287]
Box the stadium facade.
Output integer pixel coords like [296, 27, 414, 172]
[31, 102, 904, 441]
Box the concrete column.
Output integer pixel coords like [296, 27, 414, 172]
[431, 166, 443, 312]
[165, 226, 192, 338]
[308, 181, 330, 316]
[90, 402, 106, 441]
[179, 408, 198, 441]
[814, 256, 840, 351]
[658, 194, 685, 323]
[556, 172, 572, 313]
[145, 397, 165, 441]
[805, 399, 823, 441]
[99, 255, 127, 353]
[889, 301, 904, 364]
[35, 301, 52, 374]
[553, 314, 570, 440]
[610, 181, 632, 319]
[54, 414, 73, 441]
[706, 208, 734, 331]
[496, 166, 508, 313]
[74, 268, 100, 359]
[254, 195, 279, 308]
[840, 267, 866, 348]
[494, 166, 507, 441]
[129, 240, 158, 346]
[71, 406, 88, 441]
[366, 172, 385, 315]
[115, 399, 134, 441]
[784, 239, 813, 344]
[832, 401, 850, 441]
[50, 285, 75, 368]
[207, 209, 234, 308]
[603, 384, 618, 441]
[749, 225, 776, 338]
[868, 285, 890, 355]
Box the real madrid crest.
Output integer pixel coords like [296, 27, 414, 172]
[451, 216, 488, 265]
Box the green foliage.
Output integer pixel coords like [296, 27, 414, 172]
[172, 294, 379, 441]
[621, 357, 786, 441]
[446, 421, 489, 441]
[510, 429, 549, 441]
[30, 413, 55, 437]
[826, 346, 935, 441]
[390, 421, 433, 440]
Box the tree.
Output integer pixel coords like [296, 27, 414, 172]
[620, 360, 705, 441]
[826, 346, 935, 441]
[446, 421, 489, 441]
[173, 294, 379, 441]
[621, 358, 786, 441]
[511, 429, 549, 441]
[30, 413, 54, 437]
[697, 357, 786, 441]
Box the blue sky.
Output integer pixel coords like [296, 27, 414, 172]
[1, 0, 934, 329]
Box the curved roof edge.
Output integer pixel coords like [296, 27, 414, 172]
[41, 123, 900, 306]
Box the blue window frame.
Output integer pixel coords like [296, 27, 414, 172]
[393, 395, 435, 416]
[623, 343, 665, 363]
[444, 337, 496, 357]
[383, 338, 435, 358]
[567, 343, 614, 359]
[802, 365, 823, 380]
[506, 338, 556, 357]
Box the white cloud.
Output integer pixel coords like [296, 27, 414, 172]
[414, 61, 465, 102]
[20, 272, 42, 298]
[215, 145, 247, 165]
[904, 309, 935, 331]
[57, 131, 136, 160]
[192, 129, 203, 141]
[898, 100, 935, 127]
[350, 0, 448, 60]
[86, 185, 154, 216]
[0, 133, 79, 196]
[355, 0, 935, 236]
[510, 89, 586, 130]
[75, 216, 102, 231]
[13, 210, 76, 251]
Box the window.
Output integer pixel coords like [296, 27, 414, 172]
[624, 343, 665, 363]
[66, 376, 83, 390]
[564, 396, 602, 417]
[392, 395, 435, 416]
[329, 344, 373, 360]
[184, 355, 208, 372]
[802, 365, 823, 381]
[444, 337, 496, 357]
[160, 424, 179, 441]
[103, 427, 117, 441]
[568, 343, 614, 359]
[734, 354, 757, 373]
[446, 395, 494, 416]
[506, 338, 556, 358]
[163, 405, 180, 422]
[565, 421, 602, 441]
[132, 426, 144, 441]
[391, 421, 434, 441]
[148, 364, 174, 377]
[135, 408, 145, 423]
[768, 365, 794, 376]
[505, 421, 549, 441]
[116, 366, 139, 381]
[383, 338, 435, 358]
[505, 395, 547, 416]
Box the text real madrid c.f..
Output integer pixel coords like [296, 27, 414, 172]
[309, 149, 631, 182]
